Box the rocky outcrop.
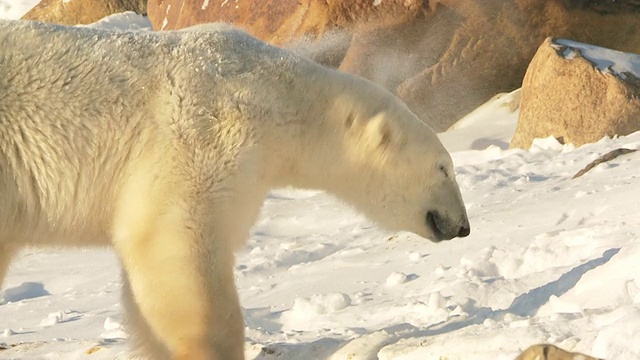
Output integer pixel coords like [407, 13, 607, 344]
[146, 0, 422, 43]
[510, 37, 640, 149]
[146, 1, 640, 132]
[22, 0, 147, 25]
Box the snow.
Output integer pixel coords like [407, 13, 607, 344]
[0, 0, 150, 32]
[79, 12, 152, 32]
[1, 11, 640, 360]
[0, 0, 38, 20]
[554, 38, 640, 80]
[441, 88, 520, 152]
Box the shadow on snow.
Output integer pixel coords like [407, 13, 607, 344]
[248, 247, 620, 359]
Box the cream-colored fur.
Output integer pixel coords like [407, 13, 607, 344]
[0, 20, 470, 359]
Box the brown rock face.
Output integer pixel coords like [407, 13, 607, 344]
[510, 37, 640, 149]
[515, 344, 602, 360]
[146, 1, 640, 131]
[148, 0, 325, 42]
[147, 0, 423, 43]
[22, 0, 147, 25]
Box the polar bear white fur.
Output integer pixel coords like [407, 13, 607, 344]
[0, 20, 470, 359]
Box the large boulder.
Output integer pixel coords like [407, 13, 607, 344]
[22, 0, 147, 25]
[510, 37, 640, 149]
[146, 0, 423, 44]
[146, 0, 640, 132]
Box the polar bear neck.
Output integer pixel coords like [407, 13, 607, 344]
[260, 67, 406, 197]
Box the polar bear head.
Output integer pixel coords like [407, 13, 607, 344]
[318, 80, 471, 242]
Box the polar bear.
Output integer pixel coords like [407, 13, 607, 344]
[0, 20, 470, 359]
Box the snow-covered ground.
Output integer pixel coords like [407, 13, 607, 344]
[2, 6, 640, 360]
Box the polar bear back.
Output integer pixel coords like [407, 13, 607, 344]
[0, 20, 322, 245]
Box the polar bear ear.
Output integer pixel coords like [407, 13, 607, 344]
[361, 113, 402, 151]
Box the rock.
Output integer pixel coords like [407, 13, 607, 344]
[146, 0, 423, 44]
[148, 0, 327, 41]
[510, 37, 640, 149]
[379, 0, 640, 131]
[515, 344, 601, 360]
[22, 0, 147, 25]
[277, 29, 353, 69]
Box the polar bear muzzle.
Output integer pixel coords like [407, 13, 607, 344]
[426, 210, 471, 241]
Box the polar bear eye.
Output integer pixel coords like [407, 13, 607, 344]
[438, 164, 449, 178]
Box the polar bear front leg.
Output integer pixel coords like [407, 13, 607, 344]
[121, 272, 171, 359]
[114, 210, 245, 360]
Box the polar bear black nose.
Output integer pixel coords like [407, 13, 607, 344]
[427, 211, 470, 241]
[458, 225, 470, 238]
